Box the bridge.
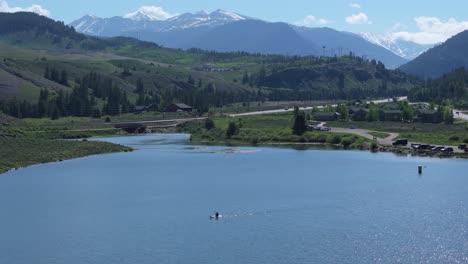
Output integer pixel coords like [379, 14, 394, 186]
[113, 123, 147, 133]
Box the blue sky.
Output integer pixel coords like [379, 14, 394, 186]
[3, 0, 468, 44]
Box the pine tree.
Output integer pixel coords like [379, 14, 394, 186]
[292, 112, 307, 135]
[44, 66, 50, 79]
[226, 122, 239, 139]
[60, 70, 68, 86]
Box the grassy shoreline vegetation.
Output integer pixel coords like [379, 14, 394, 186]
[180, 110, 468, 159]
[0, 136, 132, 174]
[0, 115, 132, 174]
[181, 113, 370, 149]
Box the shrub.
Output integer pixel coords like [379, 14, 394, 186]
[250, 136, 259, 146]
[272, 136, 281, 142]
[341, 138, 353, 148]
[464, 138, 468, 144]
[226, 122, 239, 139]
[449, 135, 460, 141]
[204, 118, 215, 130]
[371, 142, 378, 152]
[326, 135, 342, 144]
[304, 134, 317, 142]
[316, 134, 328, 143]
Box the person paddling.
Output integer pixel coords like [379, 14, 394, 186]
[215, 212, 220, 219]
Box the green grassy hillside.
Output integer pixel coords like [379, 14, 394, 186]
[0, 12, 419, 119]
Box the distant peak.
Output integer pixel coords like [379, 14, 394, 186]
[83, 14, 99, 19]
[124, 6, 176, 21]
[209, 9, 246, 21]
[195, 10, 209, 16]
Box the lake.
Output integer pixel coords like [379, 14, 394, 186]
[0, 134, 467, 264]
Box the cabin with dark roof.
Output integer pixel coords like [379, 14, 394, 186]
[380, 110, 401, 122]
[349, 107, 369, 121]
[415, 108, 442, 123]
[167, 103, 193, 112]
[313, 112, 341, 121]
[134, 104, 154, 114]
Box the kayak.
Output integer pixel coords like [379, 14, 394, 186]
[210, 214, 222, 219]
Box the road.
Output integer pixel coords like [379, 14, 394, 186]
[229, 97, 407, 117]
[315, 122, 398, 145]
[110, 117, 206, 125]
[329, 127, 399, 145]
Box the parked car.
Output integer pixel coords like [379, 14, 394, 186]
[431, 146, 445, 152]
[441, 147, 454, 153]
[349, 125, 356, 129]
[392, 139, 408, 146]
[411, 144, 421, 149]
[321, 127, 331, 132]
[308, 125, 321, 131]
[417, 144, 433, 150]
[458, 144, 467, 150]
[465, 148, 468, 153]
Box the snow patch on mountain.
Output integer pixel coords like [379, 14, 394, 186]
[124, 6, 175, 21]
[361, 32, 432, 60]
[71, 15, 101, 34]
[71, 9, 249, 34]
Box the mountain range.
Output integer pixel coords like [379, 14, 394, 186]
[70, 9, 430, 69]
[0, 12, 416, 109]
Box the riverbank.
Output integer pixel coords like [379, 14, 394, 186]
[0, 133, 132, 174]
[180, 114, 468, 159]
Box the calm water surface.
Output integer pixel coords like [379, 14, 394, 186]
[0, 134, 467, 264]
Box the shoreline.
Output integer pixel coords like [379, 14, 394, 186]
[2, 132, 467, 175]
[188, 137, 468, 159]
[0, 136, 133, 175]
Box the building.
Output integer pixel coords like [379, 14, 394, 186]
[167, 103, 193, 112]
[313, 112, 341, 121]
[134, 104, 153, 114]
[349, 107, 369, 121]
[380, 110, 401, 122]
[415, 108, 442, 123]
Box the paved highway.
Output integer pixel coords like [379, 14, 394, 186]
[229, 97, 408, 117]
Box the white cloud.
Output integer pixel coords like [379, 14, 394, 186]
[0, 0, 49, 16]
[302, 15, 330, 26]
[390, 17, 468, 44]
[349, 3, 361, 9]
[124, 6, 176, 21]
[345, 12, 371, 25]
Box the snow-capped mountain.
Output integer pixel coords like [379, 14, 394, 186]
[124, 6, 175, 21]
[361, 33, 433, 60]
[70, 9, 248, 35]
[71, 15, 102, 35]
[69, 9, 407, 68]
[161, 9, 248, 31]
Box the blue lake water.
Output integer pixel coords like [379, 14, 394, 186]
[0, 134, 467, 264]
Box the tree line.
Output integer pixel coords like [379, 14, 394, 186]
[409, 68, 468, 107]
